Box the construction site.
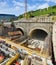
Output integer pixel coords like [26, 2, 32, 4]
[0, 0, 56, 65]
[0, 14, 56, 65]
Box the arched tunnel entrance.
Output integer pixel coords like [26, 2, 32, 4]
[27, 29, 51, 55]
[30, 29, 48, 40]
[14, 28, 27, 42]
[16, 28, 24, 35]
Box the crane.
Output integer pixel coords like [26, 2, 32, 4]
[25, 0, 27, 19]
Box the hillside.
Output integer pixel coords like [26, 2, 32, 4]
[18, 5, 56, 19]
[0, 14, 17, 22]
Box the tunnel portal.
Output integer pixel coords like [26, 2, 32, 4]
[30, 29, 48, 41]
[16, 28, 24, 35]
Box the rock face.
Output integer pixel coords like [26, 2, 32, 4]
[53, 22, 56, 62]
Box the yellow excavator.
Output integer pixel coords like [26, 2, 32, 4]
[5, 53, 20, 65]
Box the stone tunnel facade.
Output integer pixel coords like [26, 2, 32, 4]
[14, 22, 53, 37]
[14, 22, 53, 57]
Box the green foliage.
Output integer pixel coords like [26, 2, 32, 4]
[52, 5, 56, 8]
[18, 5, 56, 19]
[18, 15, 23, 19]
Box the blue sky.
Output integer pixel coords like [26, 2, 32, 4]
[0, 0, 56, 16]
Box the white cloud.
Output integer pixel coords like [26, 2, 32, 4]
[37, 3, 49, 9]
[12, 0, 39, 14]
[0, 0, 54, 16]
[45, 0, 56, 3]
[13, 0, 24, 7]
[33, 0, 56, 3]
[28, 4, 38, 11]
[0, 0, 24, 16]
[0, 1, 8, 8]
[0, 0, 49, 16]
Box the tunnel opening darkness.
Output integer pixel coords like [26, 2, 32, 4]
[16, 28, 24, 35]
[30, 29, 48, 40]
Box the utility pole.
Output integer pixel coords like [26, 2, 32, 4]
[25, 0, 27, 19]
